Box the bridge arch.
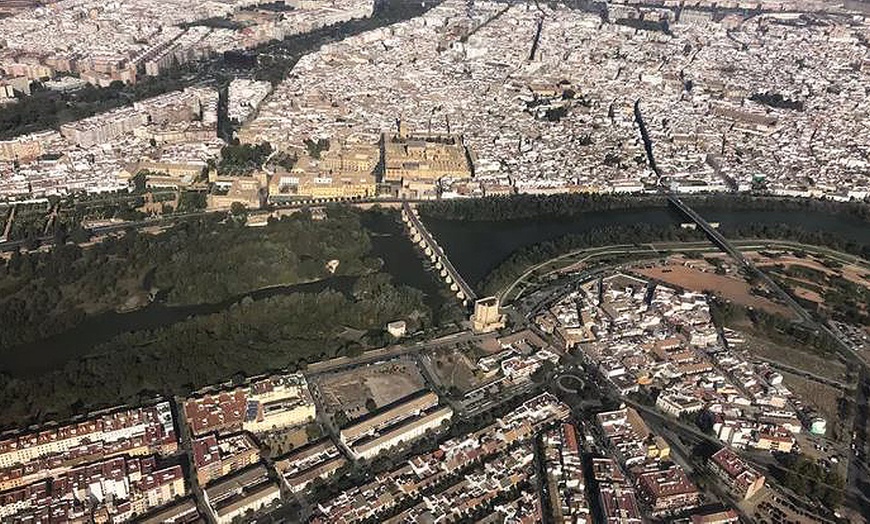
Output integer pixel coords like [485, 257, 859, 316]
[402, 201, 477, 305]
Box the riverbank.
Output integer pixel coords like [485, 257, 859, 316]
[422, 196, 870, 295]
[0, 208, 380, 350]
[1, 274, 359, 376]
[418, 193, 870, 223]
[0, 272, 432, 428]
[0, 209, 453, 373]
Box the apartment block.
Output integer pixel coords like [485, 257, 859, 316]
[192, 432, 261, 486]
[709, 447, 766, 500]
[0, 401, 177, 491]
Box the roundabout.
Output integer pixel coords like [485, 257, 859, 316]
[555, 373, 585, 394]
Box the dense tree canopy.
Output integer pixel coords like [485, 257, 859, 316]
[419, 193, 669, 222]
[770, 454, 844, 510]
[0, 278, 428, 427]
[0, 207, 434, 427]
[0, 208, 379, 349]
[218, 142, 274, 176]
[419, 193, 870, 223]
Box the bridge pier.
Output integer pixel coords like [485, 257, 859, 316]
[400, 201, 478, 307]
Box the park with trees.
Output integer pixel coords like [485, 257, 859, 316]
[0, 206, 385, 349]
[0, 206, 434, 428]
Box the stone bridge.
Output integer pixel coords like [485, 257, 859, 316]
[401, 201, 477, 306]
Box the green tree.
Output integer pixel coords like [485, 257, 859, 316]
[230, 201, 248, 223]
[131, 171, 147, 193]
[177, 191, 207, 212]
[305, 423, 323, 441]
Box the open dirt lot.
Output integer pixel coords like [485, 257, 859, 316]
[780, 371, 846, 441]
[740, 333, 849, 383]
[426, 350, 482, 394]
[791, 286, 825, 304]
[634, 259, 793, 317]
[316, 358, 426, 420]
[752, 252, 870, 290]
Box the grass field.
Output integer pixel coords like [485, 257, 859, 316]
[260, 423, 319, 458]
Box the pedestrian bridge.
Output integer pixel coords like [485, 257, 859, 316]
[401, 201, 477, 306]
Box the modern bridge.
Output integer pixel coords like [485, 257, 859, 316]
[666, 192, 816, 325]
[401, 201, 477, 305]
[633, 98, 818, 325]
[636, 97, 870, 512]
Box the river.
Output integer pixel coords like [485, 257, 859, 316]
[4, 205, 870, 376]
[0, 276, 360, 376]
[425, 205, 870, 289]
[1, 212, 445, 377]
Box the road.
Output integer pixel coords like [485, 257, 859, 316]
[507, 229, 870, 517]
[750, 357, 853, 390]
[306, 380, 351, 459]
[635, 100, 870, 516]
[624, 398, 870, 519]
[846, 372, 870, 509]
[415, 352, 467, 418]
[304, 329, 481, 377]
[0, 204, 14, 242]
[503, 239, 776, 320]
[496, 189, 870, 512]
[173, 396, 216, 524]
[499, 237, 870, 306]
[668, 195, 870, 515]
[502, 241, 734, 305]
[550, 342, 750, 518]
[0, 208, 215, 252]
[499, 243, 643, 304]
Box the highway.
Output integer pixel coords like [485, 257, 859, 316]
[501, 240, 751, 305]
[500, 237, 870, 307]
[499, 243, 644, 304]
[667, 193, 817, 326]
[510, 231, 870, 516]
[660, 156, 870, 509]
